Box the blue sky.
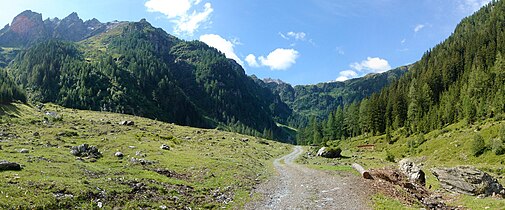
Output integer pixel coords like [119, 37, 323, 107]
[0, 0, 492, 85]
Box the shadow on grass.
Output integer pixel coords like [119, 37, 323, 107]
[0, 103, 22, 118]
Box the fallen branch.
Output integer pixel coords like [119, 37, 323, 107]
[352, 163, 373, 179]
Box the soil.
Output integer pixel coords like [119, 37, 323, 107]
[245, 146, 372, 210]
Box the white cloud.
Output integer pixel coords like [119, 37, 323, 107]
[145, 0, 213, 36]
[335, 70, 358, 82]
[335, 46, 345, 55]
[200, 34, 243, 66]
[336, 76, 349, 82]
[245, 54, 260, 67]
[247, 48, 300, 70]
[414, 24, 425, 33]
[279, 31, 307, 41]
[458, 0, 491, 13]
[340, 70, 358, 77]
[287, 32, 306, 41]
[350, 57, 391, 73]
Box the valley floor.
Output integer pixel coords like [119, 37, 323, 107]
[246, 146, 371, 209]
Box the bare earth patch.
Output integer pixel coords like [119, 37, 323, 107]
[246, 146, 372, 209]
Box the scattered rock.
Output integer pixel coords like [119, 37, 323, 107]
[399, 158, 426, 185]
[70, 144, 102, 159]
[0, 160, 21, 171]
[432, 166, 505, 197]
[316, 147, 342, 158]
[19, 148, 29, 153]
[241, 138, 249, 142]
[119, 120, 134, 126]
[160, 144, 170, 150]
[114, 152, 124, 158]
[130, 157, 155, 165]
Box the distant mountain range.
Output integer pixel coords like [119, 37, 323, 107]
[0, 10, 403, 142]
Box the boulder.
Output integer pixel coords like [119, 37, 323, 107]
[0, 160, 21, 171]
[316, 147, 342, 158]
[19, 148, 29, 153]
[399, 158, 426, 185]
[160, 144, 170, 150]
[119, 120, 134, 126]
[114, 152, 124, 158]
[70, 144, 102, 159]
[432, 166, 505, 197]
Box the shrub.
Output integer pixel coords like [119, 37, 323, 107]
[385, 150, 395, 162]
[500, 125, 505, 143]
[472, 134, 486, 157]
[491, 138, 505, 155]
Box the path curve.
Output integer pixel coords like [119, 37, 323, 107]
[245, 146, 371, 210]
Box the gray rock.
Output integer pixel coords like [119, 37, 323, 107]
[316, 147, 326, 156]
[119, 120, 134, 126]
[0, 160, 21, 171]
[19, 148, 29, 153]
[241, 138, 249, 142]
[33, 132, 39, 137]
[160, 144, 170, 150]
[399, 158, 426, 185]
[70, 144, 102, 159]
[316, 147, 342, 158]
[114, 152, 124, 157]
[432, 166, 505, 197]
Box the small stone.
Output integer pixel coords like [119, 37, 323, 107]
[160, 205, 167, 210]
[97, 201, 103, 208]
[160, 144, 170, 150]
[114, 152, 124, 158]
[19, 149, 29, 153]
[33, 132, 39, 137]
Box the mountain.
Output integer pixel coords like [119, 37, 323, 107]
[298, 0, 505, 145]
[256, 66, 408, 123]
[0, 10, 108, 47]
[2, 12, 293, 142]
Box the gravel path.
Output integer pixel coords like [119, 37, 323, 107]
[245, 146, 371, 210]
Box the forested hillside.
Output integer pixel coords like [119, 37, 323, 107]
[256, 66, 408, 127]
[299, 0, 505, 145]
[3, 16, 292, 142]
[0, 68, 25, 104]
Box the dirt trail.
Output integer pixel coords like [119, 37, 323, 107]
[245, 146, 371, 210]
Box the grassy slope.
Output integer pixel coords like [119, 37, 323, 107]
[298, 119, 505, 209]
[0, 103, 291, 209]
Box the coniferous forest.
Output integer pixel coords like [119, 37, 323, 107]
[297, 1, 505, 145]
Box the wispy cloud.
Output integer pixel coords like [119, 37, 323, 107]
[280, 31, 309, 42]
[458, 0, 491, 13]
[145, 0, 213, 36]
[414, 24, 425, 33]
[200, 34, 243, 66]
[246, 49, 300, 70]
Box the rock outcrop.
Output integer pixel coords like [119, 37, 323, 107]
[316, 147, 342, 158]
[70, 144, 102, 159]
[399, 158, 426, 185]
[432, 166, 505, 197]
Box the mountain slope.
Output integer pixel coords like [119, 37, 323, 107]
[0, 10, 107, 47]
[298, 0, 505, 145]
[0, 102, 290, 208]
[3, 13, 293, 142]
[256, 66, 408, 123]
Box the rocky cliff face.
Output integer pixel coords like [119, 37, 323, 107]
[0, 10, 106, 47]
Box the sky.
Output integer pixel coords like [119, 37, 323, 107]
[0, 0, 492, 85]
